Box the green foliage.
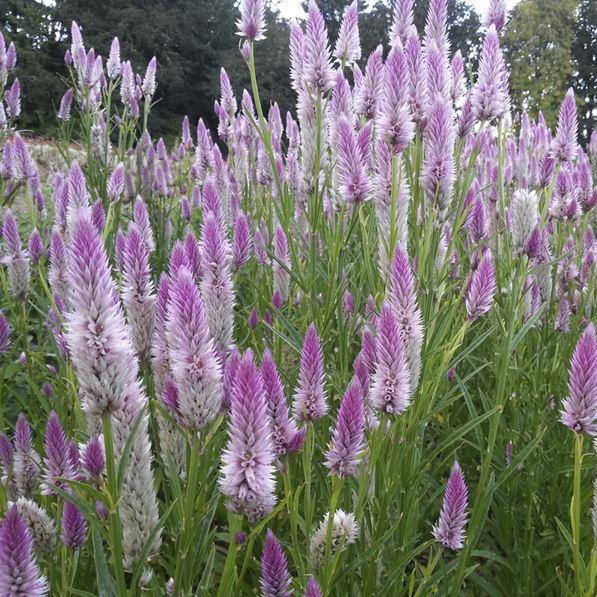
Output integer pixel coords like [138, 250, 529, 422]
[571, 0, 597, 139]
[0, 0, 67, 135]
[503, 0, 578, 126]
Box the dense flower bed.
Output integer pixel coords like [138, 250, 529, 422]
[0, 0, 596, 594]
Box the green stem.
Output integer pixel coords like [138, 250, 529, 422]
[102, 412, 128, 596]
[572, 432, 584, 595]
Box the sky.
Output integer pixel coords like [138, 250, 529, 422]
[275, 0, 521, 21]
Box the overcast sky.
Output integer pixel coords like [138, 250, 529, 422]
[275, 0, 521, 21]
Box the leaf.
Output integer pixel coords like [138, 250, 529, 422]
[93, 528, 116, 597]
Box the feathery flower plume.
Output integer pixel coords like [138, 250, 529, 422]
[390, 0, 414, 47]
[336, 116, 370, 204]
[106, 37, 121, 78]
[465, 251, 496, 321]
[484, 0, 507, 32]
[273, 224, 291, 303]
[262, 349, 303, 457]
[236, 0, 266, 41]
[355, 46, 384, 120]
[260, 529, 292, 597]
[450, 50, 466, 103]
[377, 46, 414, 154]
[510, 189, 538, 253]
[432, 461, 468, 550]
[422, 99, 455, 215]
[310, 510, 359, 567]
[11, 498, 56, 554]
[133, 195, 155, 252]
[43, 412, 77, 494]
[470, 25, 508, 122]
[232, 212, 252, 270]
[551, 88, 578, 164]
[324, 377, 366, 477]
[106, 162, 125, 202]
[61, 501, 87, 549]
[81, 436, 104, 480]
[371, 303, 411, 415]
[57, 89, 74, 121]
[200, 211, 235, 354]
[122, 225, 155, 362]
[560, 324, 597, 435]
[1, 209, 30, 297]
[220, 351, 276, 521]
[13, 414, 41, 499]
[304, 577, 322, 597]
[293, 323, 327, 421]
[423, 0, 449, 55]
[28, 229, 43, 264]
[0, 312, 11, 355]
[66, 211, 160, 568]
[389, 248, 424, 392]
[334, 1, 361, 67]
[166, 267, 223, 431]
[141, 56, 157, 98]
[0, 506, 48, 596]
[66, 211, 132, 415]
[303, 1, 334, 94]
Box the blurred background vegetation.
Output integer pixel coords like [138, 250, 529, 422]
[0, 0, 595, 141]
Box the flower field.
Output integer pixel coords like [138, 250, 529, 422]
[0, 0, 596, 594]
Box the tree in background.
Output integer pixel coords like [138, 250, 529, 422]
[503, 0, 578, 126]
[571, 0, 596, 139]
[1, 0, 66, 135]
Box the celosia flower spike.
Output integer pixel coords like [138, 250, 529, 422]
[432, 461, 468, 550]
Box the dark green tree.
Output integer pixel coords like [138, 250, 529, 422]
[1, 0, 66, 134]
[571, 0, 596, 140]
[503, 0, 578, 125]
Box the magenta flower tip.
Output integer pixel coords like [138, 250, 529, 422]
[432, 461, 468, 550]
[260, 529, 292, 597]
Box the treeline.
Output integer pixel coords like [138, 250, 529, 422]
[0, 0, 594, 140]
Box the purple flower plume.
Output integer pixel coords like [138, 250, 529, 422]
[28, 228, 43, 263]
[432, 461, 468, 550]
[470, 25, 508, 123]
[13, 413, 41, 499]
[1, 209, 30, 298]
[262, 349, 303, 457]
[200, 211, 235, 354]
[166, 267, 223, 431]
[66, 210, 133, 416]
[0, 506, 48, 596]
[390, 0, 414, 47]
[220, 351, 276, 522]
[303, 1, 334, 94]
[0, 312, 10, 355]
[232, 212, 253, 270]
[61, 501, 87, 549]
[122, 225, 155, 362]
[336, 116, 370, 204]
[371, 303, 411, 415]
[484, 0, 507, 32]
[465, 251, 496, 321]
[422, 99, 455, 214]
[324, 377, 366, 477]
[43, 412, 77, 494]
[236, 0, 266, 41]
[377, 46, 414, 154]
[293, 323, 327, 422]
[560, 324, 597, 435]
[81, 436, 104, 480]
[304, 577, 322, 597]
[551, 88, 578, 164]
[334, 1, 361, 67]
[389, 248, 424, 392]
[260, 529, 292, 597]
